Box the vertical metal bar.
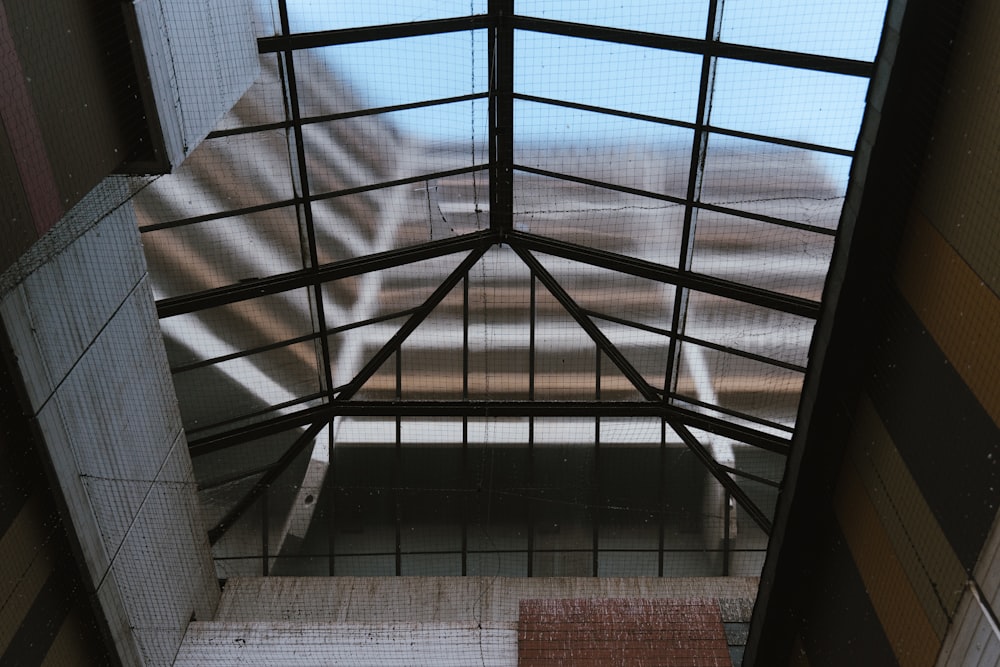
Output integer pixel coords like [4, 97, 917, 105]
[327, 423, 337, 575]
[593, 348, 601, 578]
[662, 0, 724, 399]
[527, 273, 536, 577]
[462, 276, 469, 576]
[276, 0, 335, 398]
[488, 0, 514, 235]
[395, 350, 402, 576]
[723, 488, 732, 576]
[529, 271, 536, 401]
[261, 491, 269, 576]
[659, 419, 666, 577]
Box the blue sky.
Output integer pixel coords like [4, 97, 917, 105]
[270, 0, 888, 178]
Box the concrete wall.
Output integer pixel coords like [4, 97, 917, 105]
[175, 576, 757, 666]
[0, 180, 220, 665]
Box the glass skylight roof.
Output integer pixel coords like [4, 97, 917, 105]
[134, 0, 888, 578]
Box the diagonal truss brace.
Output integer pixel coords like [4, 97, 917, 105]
[510, 240, 772, 536]
[207, 419, 328, 544]
[334, 244, 490, 401]
[510, 242, 662, 402]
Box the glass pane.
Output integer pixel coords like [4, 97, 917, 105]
[691, 209, 835, 300]
[173, 341, 322, 430]
[517, 0, 710, 39]
[302, 104, 487, 194]
[296, 32, 487, 119]
[513, 172, 685, 266]
[133, 130, 296, 223]
[285, 0, 487, 32]
[683, 291, 814, 369]
[516, 101, 693, 198]
[145, 210, 306, 300]
[675, 341, 804, 426]
[161, 290, 316, 368]
[465, 249, 533, 400]
[719, 0, 889, 62]
[711, 59, 869, 151]
[700, 134, 850, 230]
[515, 32, 702, 122]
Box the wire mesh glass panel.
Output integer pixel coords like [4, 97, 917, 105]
[691, 208, 835, 300]
[682, 290, 814, 369]
[284, 0, 487, 32]
[710, 59, 869, 152]
[320, 254, 461, 325]
[674, 340, 804, 428]
[463, 249, 533, 400]
[329, 442, 396, 574]
[172, 340, 323, 432]
[513, 173, 686, 266]
[313, 176, 490, 263]
[515, 32, 702, 122]
[194, 430, 302, 492]
[134, 130, 297, 222]
[142, 206, 306, 299]
[160, 289, 317, 368]
[700, 134, 850, 231]
[393, 294, 465, 401]
[718, 0, 889, 62]
[532, 443, 594, 577]
[543, 256, 675, 330]
[515, 101, 693, 198]
[399, 443, 466, 574]
[210, 439, 317, 577]
[295, 32, 487, 117]
[301, 108, 486, 196]
[596, 444, 661, 576]
[467, 439, 531, 576]
[589, 322, 670, 395]
[376, 173, 491, 252]
[516, 0, 710, 39]
[528, 287, 601, 401]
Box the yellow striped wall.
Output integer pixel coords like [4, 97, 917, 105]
[0, 362, 111, 666]
[819, 0, 1000, 662]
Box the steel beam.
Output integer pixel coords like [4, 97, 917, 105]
[511, 243, 662, 402]
[157, 230, 496, 318]
[512, 93, 854, 157]
[334, 246, 489, 400]
[207, 419, 328, 544]
[187, 399, 790, 455]
[672, 420, 773, 535]
[489, 0, 514, 234]
[513, 16, 873, 77]
[258, 15, 492, 52]
[665, 0, 723, 419]
[275, 0, 335, 399]
[510, 230, 821, 319]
